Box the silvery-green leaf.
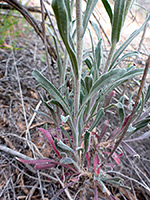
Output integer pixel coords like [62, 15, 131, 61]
[89, 108, 104, 132]
[64, 0, 72, 22]
[61, 115, 70, 123]
[32, 70, 71, 116]
[110, 14, 150, 69]
[85, 76, 93, 93]
[112, 51, 139, 69]
[57, 140, 75, 154]
[60, 157, 75, 165]
[111, 0, 126, 44]
[83, 0, 98, 37]
[90, 20, 101, 40]
[145, 84, 150, 104]
[84, 131, 90, 155]
[95, 38, 102, 71]
[52, 0, 78, 79]
[127, 124, 136, 133]
[60, 126, 73, 148]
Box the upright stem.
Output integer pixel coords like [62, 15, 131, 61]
[74, 0, 83, 148]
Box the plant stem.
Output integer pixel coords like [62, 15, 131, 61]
[74, 0, 83, 148]
[103, 43, 116, 73]
[75, 0, 83, 114]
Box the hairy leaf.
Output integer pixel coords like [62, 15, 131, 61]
[101, 0, 113, 24]
[110, 14, 150, 69]
[52, 0, 78, 78]
[145, 84, 150, 104]
[89, 108, 104, 132]
[111, 0, 126, 43]
[39, 128, 61, 158]
[60, 126, 73, 148]
[84, 131, 90, 155]
[32, 70, 71, 116]
[83, 0, 98, 37]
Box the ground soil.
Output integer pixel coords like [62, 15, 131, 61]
[0, 3, 150, 200]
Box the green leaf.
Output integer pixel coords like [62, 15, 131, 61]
[57, 140, 75, 154]
[60, 157, 75, 165]
[84, 131, 90, 154]
[52, 0, 78, 79]
[83, 0, 98, 37]
[95, 38, 102, 71]
[101, 0, 113, 24]
[61, 115, 70, 123]
[110, 14, 150, 69]
[102, 68, 144, 99]
[112, 51, 139, 69]
[111, 0, 126, 43]
[89, 108, 104, 132]
[88, 28, 98, 81]
[84, 57, 93, 70]
[42, 100, 57, 124]
[64, 0, 72, 22]
[116, 96, 125, 124]
[90, 20, 101, 40]
[60, 126, 73, 148]
[132, 117, 150, 134]
[145, 84, 150, 104]
[85, 76, 93, 93]
[32, 70, 71, 116]
[88, 69, 126, 102]
[79, 68, 144, 115]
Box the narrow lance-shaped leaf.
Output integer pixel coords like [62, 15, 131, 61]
[60, 126, 73, 148]
[102, 68, 144, 100]
[64, 0, 72, 22]
[52, 0, 78, 79]
[32, 70, 71, 116]
[123, 0, 134, 25]
[83, 0, 98, 37]
[95, 38, 102, 71]
[116, 96, 125, 124]
[84, 131, 90, 155]
[57, 140, 75, 154]
[35, 163, 57, 170]
[87, 69, 126, 102]
[39, 128, 61, 158]
[112, 51, 139, 69]
[101, 0, 113, 24]
[111, 0, 126, 44]
[79, 68, 144, 115]
[122, 141, 139, 157]
[89, 108, 104, 132]
[110, 14, 150, 69]
[88, 28, 98, 81]
[90, 20, 101, 40]
[145, 84, 150, 104]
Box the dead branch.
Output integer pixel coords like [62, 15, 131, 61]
[1, 0, 57, 60]
[0, 2, 42, 13]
